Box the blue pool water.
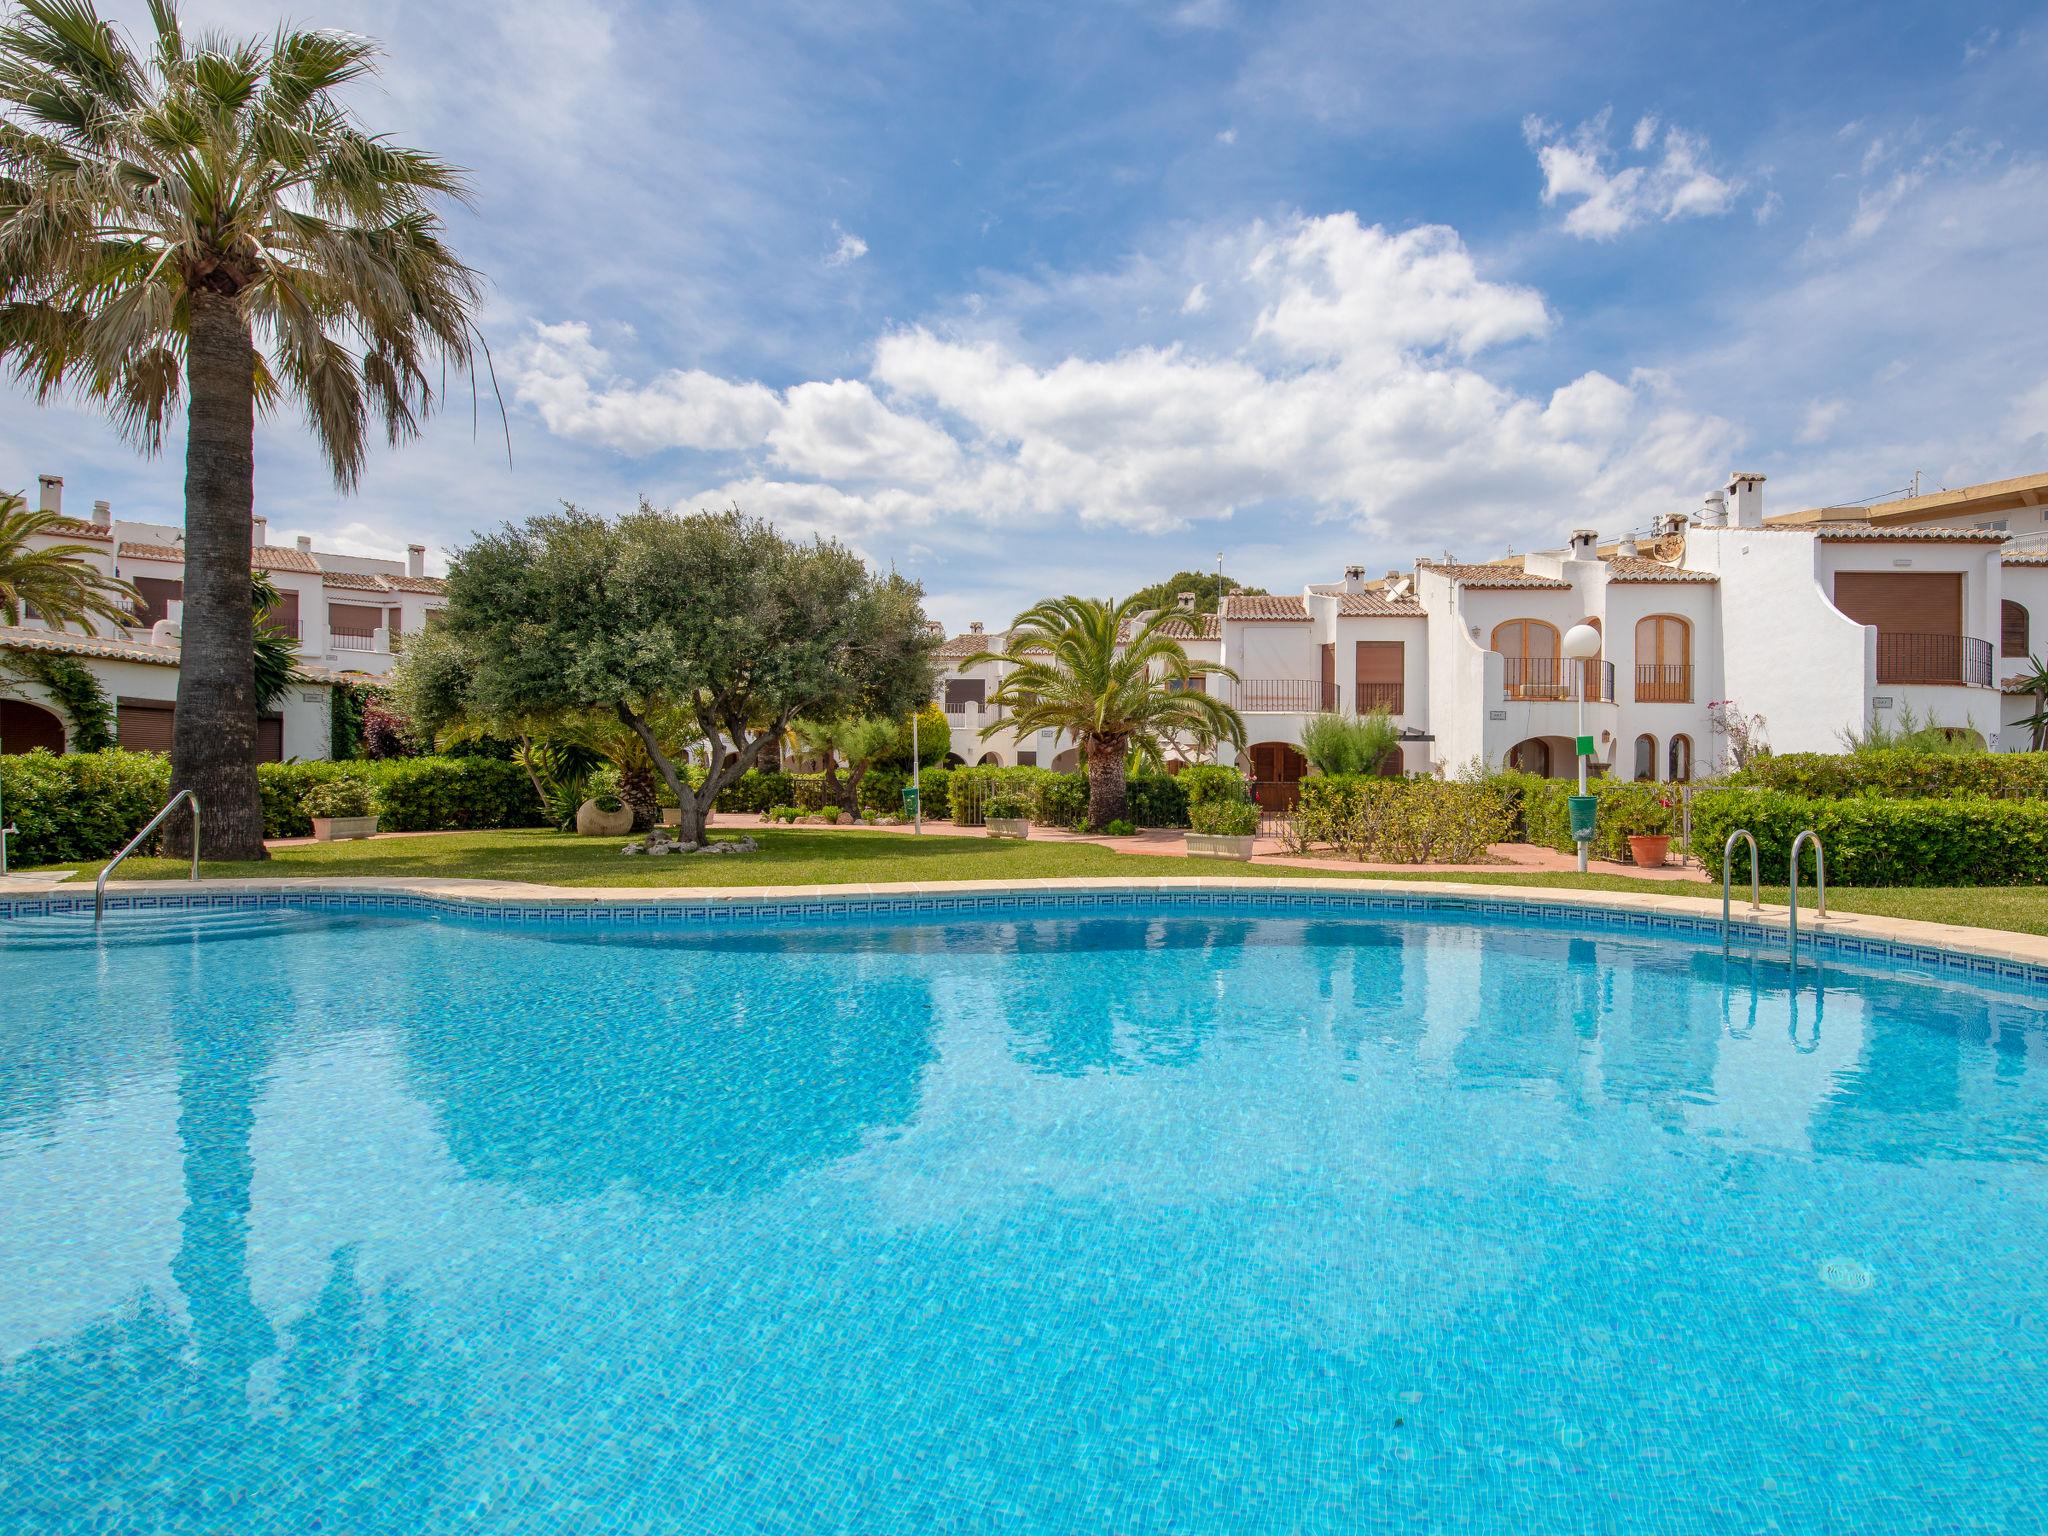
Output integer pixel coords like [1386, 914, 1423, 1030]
[3, 895, 2047, 1533]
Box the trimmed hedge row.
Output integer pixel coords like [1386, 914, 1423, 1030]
[944, 765, 1191, 829]
[1293, 775, 1513, 863]
[1499, 773, 1681, 865]
[0, 748, 171, 866]
[1690, 788, 2048, 887]
[1733, 750, 2048, 801]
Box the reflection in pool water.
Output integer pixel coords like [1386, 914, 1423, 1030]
[2, 903, 2045, 1533]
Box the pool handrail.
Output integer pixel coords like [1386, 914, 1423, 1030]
[1788, 827, 1826, 953]
[1721, 828, 1759, 947]
[96, 789, 199, 923]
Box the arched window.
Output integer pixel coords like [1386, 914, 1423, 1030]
[2005, 600, 2031, 658]
[1493, 618, 1562, 700]
[1668, 734, 1693, 783]
[1633, 733, 1657, 781]
[1634, 614, 1692, 702]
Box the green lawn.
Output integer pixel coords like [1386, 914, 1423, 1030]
[31, 826, 2048, 936]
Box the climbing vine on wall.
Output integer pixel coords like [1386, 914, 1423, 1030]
[0, 649, 116, 750]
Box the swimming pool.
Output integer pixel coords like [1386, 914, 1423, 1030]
[4, 888, 2046, 1533]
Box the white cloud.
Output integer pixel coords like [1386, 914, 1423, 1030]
[1797, 399, 1849, 444]
[1215, 127, 1237, 145]
[1754, 190, 1783, 225]
[826, 225, 869, 268]
[2009, 378, 2048, 442]
[512, 211, 1734, 550]
[1846, 169, 1925, 240]
[1524, 110, 1741, 240]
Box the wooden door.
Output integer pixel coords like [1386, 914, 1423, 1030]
[0, 698, 66, 754]
[1319, 644, 1336, 709]
[256, 715, 285, 762]
[1249, 742, 1306, 810]
[1493, 619, 1560, 699]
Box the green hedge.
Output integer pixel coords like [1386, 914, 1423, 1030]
[0, 748, 172, 866]
[1691, 789, 2048, 887]
[1125, 774, 1189, 829]
[1499, 773, 1681, 864]
[1733, 750, 2048, 800]
[943, 764, 1185, 829]
[1294, 775, 1514, 863]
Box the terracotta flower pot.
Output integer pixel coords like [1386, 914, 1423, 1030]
[1628, 834, 1671, 868]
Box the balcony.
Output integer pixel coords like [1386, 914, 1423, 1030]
[1874, 633, 1994, 687]
[1225, 679, 1341, 713]
[1634, 664, 1693, 704]
[1501, 657, 1614, 703]
[260, 616, 302, 641]
[330, 626, 382, 653]
[1354, 682, 1404, 716]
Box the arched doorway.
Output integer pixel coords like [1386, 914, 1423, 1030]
[1050, 747, 1079, 772]
[976, 751, 1003, 766]
[1668, 734, 1693, 783]
[1248, 741, 1307, 811]
[1504, 737, 1550, 777]
[0, 698, 66, 755]
[942, 752, 966, 768]
[1633, 733, 1657, 781]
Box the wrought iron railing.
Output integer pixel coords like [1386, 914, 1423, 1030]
[1874, 632, 1995, 687]
[1500, 657, 1614, 703]
[260, 616, 301, 640]
[1634, 664, 1692, 703]
[330, 627, 381, 652]
[1354, 683, 1404, 716]
[1226, 679, 1340, 713]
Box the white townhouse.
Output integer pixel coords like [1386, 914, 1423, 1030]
[926, 467, 2048, 808]
[1, 472, 447, 762]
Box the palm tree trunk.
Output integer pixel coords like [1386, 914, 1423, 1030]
[1085, 734, 1128, 829]
[620, 761, 658, 832]
[166, 290, 266, 860]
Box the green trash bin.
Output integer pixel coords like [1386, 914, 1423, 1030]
[1568, 794, 1598, 844]
[902, 784, 921, 817]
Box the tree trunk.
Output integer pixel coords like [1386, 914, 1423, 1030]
[845, 761, 869, 815]
[620, 761, 658, 832]
[1085, 733, 1128, 829]
[166, 290, 266, 860]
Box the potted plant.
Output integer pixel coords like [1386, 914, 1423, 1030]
[1613, 789, 1676, 867]
[1186, 795, 1259, 860]
[302, 778, 379, 842]
[575, 767, 634, 836]
[984, 792, 1032, 839]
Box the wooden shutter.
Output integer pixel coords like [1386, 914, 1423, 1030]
[264, 588, 300, 638]
[1355, 640, 1404, 714]
[1831, 572, 1962, 635]
[117, 699, 175, 752]
[256, 714, 285, 762]
[132, 576, 183, 627]
[2004, 601, 2031, 658]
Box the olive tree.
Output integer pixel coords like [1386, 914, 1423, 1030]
[412, 503, 935, 845]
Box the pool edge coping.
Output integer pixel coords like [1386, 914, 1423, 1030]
[9, 872, 2048, 973]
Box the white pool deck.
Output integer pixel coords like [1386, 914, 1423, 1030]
[9, 870, 2046, 971]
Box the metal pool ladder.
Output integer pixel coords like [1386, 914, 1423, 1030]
[96, 789, 200, 923]
[1721, 828, 1759, 949]
[1787, 828, 1826, 954]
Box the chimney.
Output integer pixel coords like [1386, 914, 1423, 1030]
[295, 534, 313, 553]
[1700, 491, 1728, 527]
[1617, 536, 1639, 557]
[1175, 590, 1197, 611]
[1727, 472, 1765, 528]
[37, 474, 61, 515]
[407, 543, 426, 579]
[969, 620, 983, 634]
[252, 514, 267, 546]
[1342, 564, 1366, 594]
[1569, 528, 1599, 557]
[91, 499, 111, 528]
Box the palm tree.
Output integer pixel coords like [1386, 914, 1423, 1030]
[2012, 653, 2048, 752]
[969, 594, 1245, 828]
[0, 2, 488, 857]
[0, 491, 137, 628]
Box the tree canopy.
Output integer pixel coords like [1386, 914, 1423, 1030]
[403, 503, 937, 844]
[1122, 570, 1268, 617]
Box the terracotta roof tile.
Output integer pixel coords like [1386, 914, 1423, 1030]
[1805, 523, 2007, 544]
[1419, 562, 1573, 591]
[379, 572, 445, 594]
[2006, 674, 2044, 696]
[1118, 613, 1221, 641]
[320, 569, 391, 590]
[1337, 590, 1425, 616]
[38, 516, 112, 542]
[936, 630, 1001, 659]
[1602, 555, 1718, 583]
[1224, 593, 1309, 620]
[117, 540, 184, 563]
[2003, 548, 2048, 565]
[252, 544, 320, 572]
[0, 623, 179, 667]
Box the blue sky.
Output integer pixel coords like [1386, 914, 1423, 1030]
[5, 0, 2047, 629]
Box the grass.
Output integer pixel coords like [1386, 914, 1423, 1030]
[30, 825, 2048, 936]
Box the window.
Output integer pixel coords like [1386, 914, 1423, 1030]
[1633, 733, 1657, 781]
[1634, 615, 1692, 702]
[1355, 640, 1404, 715]
[131, 576, 183, 628]
[2005, 600, 2031, 658]
[1493, 619, 1561, 700]
[1668, 734, 1693, 783]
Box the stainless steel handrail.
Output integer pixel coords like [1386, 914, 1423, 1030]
[1788, 828, 1826, 953]
[1721, 828, 1759, 949]
[96, 789, 200, 922]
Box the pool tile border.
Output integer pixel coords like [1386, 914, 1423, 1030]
[6, 875, 2047, 992]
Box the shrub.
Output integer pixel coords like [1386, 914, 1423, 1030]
[947, 765, 1050, 825]
[985, 792, 1029, 820]
[1033, 772, 1087, 829]
[1178, 763, 1249, 810]
[371, 758, 548, 834]
[1292, 775, 1512, 863]
[1298, 711, 1400, 776]
[0, 747, 170, 866]
[1503, 774, 1681, 864]
[1733, 750, 2048, 801]
[1101, 818, 1136, 837]
[713, 769, 796, 814]
[1690, 788, 2048, 887]
[765, 804, 803, 823]
[1189, 797, 1259, 837]
[301, 779, 376, 820]
[1124, 773, 1188, 828]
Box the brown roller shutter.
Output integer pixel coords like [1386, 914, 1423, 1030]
[1355, 640, 1404, 715]
[256, 715, 285, 762]
[1831, 572, 1961, 635]
[118, 699, 176, 752]
[132, 576, 183, 627]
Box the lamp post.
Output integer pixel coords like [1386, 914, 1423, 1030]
[1561, 623, 1603, 874]
[911, 707, 922, 835]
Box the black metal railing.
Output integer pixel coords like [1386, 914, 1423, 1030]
[1227, 679, 1341, 713]
[1634, 664, 1692, 703]
[259, 615, 301, 640]
[1500, 656, 1614, 703]
[1875, 633, 1995, 687]
[1354, 683, 1404, 716]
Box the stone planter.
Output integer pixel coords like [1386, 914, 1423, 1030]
[576, 799, 634, 837]
[1628, 834, 1672, 868]
[986, 817, 1032, 840]
[661, 807, 681, 828]
[1186, 832, 1256, 861]
[311, 814, 378, 843]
